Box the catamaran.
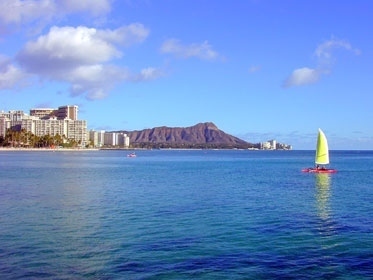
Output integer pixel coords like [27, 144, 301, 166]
[302, 129, 337, 173]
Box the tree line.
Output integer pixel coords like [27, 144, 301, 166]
[129, 142, 255, 149]
[0, 128, 83, 148]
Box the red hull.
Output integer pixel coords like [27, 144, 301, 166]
[302, 168, 337, 173]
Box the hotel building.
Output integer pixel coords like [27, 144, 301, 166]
[89, 130, 130, 148]
[0, 105, 87, 147]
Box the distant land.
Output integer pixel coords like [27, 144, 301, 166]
[114, 122, 289, 149]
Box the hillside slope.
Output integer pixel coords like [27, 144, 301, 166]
[118, 122, 250, 148]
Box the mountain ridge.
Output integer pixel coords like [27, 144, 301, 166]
[116, 122, 252, 149]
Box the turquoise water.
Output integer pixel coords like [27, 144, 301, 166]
[0, 150, 372, 279]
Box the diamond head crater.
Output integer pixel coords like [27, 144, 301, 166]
[114, 122, 291, 150]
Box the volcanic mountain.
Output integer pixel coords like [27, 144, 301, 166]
[118, 122, 251, 149]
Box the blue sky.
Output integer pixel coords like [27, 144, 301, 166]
[0, 0, 372, 149]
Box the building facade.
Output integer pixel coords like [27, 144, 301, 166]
[30, 108, 55, 119]
[0, 105, 87, 147]
[89, 130, 130, 148]
[56, 105, 78, 120]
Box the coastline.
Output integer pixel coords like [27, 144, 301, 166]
[0, 147, 295, 152]
[0, 147, 100, 152]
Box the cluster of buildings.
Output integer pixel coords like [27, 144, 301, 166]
[0, 105, 130, 148]
[1, 104, 291, 150]
[259, 139, 292, 150]
[88, 130, 129, 148]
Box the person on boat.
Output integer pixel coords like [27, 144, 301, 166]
[316, 165, 320, 170]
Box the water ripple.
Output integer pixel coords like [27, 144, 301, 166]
[1, 150, 373, 279]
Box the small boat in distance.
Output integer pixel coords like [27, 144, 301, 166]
[302, 129, 337, 173]
[127, 152, 136, 158]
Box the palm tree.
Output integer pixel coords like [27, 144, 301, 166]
[19, 129, 27, 147]
[54, 133, 63, 147]
[5, 129, 16, 147]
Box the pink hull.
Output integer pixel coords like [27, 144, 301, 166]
[302, 168, 337, 173]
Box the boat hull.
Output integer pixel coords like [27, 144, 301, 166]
[302, 168, 337, 173]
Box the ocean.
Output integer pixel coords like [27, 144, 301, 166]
[0, 150, 372, 279]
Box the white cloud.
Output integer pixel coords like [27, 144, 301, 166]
[0, 0, 111, 25]
[0, 64, 27, 89]
[68, 64, 131, 100]
[17, 26, 122, 75]
[160, 39, 220, 61]
[0, 0, 54, 24]
[11, 24, 161, 100]
[0, 55, 27, 89]
[137, 67, 164, 81]
[284, 37, 360, 88]
[315, 38, 361, 61]
[96, 23, 149, 46]
[0, 1, 163, 100]
[283, 67, 320, 88]
[58, 0, 111, 16]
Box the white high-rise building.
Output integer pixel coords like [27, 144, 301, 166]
[89, 130, 106, 147]
[89, 131, 130, 148]
[65, 120, 87, 145]
[104, 132, 117, 146]
[0, 105, 87, 147]
[268, 140, 276, 150]
[0, 115, 10, 137]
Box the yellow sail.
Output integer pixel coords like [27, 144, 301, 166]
[315, 129, 329, 165]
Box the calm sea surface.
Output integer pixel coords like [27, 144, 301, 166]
[0, 150, 372, 279]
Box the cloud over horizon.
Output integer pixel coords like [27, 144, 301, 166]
[283, 37, 360, 88]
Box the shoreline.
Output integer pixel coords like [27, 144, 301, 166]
[0, 147, 294, 152]
[0, 147, 100, 152]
